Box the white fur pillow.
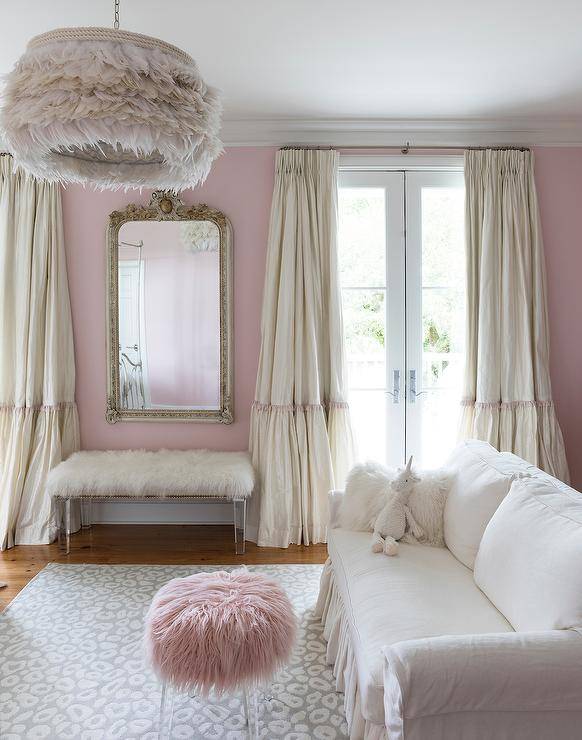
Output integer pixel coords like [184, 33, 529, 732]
[403, 470, 452, 547]
[340, 461, 393, 531]
[339, 461, 451, 547]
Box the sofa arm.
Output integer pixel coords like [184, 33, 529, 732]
[384, 631, 582, 737]
[328, 490, 344, 529]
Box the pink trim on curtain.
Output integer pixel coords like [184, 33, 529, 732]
[461, 400, 555, 409]
[0, 402, 77, 411]
[252, 401, 349, 412]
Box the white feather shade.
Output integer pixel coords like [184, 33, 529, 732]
[0, 27, 223, 190]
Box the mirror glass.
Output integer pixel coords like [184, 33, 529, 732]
[117, 220, 220, 411]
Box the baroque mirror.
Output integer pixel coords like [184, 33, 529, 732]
[106, 191, 233, 424]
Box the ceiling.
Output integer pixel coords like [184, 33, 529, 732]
[3, 0, 582, 145]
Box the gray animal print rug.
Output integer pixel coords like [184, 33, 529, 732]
[0, 564, 347, 739]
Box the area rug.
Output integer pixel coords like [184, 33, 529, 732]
[0, 564, 347, 739]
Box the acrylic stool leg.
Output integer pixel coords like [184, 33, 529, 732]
[159, 682, 175, 739]
[243, 686, 259, 739]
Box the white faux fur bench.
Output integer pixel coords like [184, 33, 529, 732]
[47, 450, 255, 555]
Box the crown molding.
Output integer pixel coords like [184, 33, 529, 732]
[220, 117, 582, 147]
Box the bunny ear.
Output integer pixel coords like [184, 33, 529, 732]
[405, 456, 413, 473]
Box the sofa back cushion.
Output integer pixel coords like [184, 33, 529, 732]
[443, 440, 532, 569]
[474, 476, 582, 631]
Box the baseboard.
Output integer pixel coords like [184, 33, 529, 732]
[91, 501, 233, 525]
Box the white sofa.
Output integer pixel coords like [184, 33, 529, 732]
[315, 440, 582, 740]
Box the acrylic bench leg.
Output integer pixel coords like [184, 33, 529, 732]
[66, 498, 71, 554]
[57, 499, 70, 554]
[57, 499, 65, 551]
[233, 498, 246, 555]
[59, 499, 71, 554]
[80, 499, 92, 529]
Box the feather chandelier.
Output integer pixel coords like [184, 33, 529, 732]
[0, 0, 222, 190]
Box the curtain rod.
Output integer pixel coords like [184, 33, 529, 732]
[280, 144, 530, 153]
[3, 146, 530, 158]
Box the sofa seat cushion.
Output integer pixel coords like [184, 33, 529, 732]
[327, 528, 513, 725]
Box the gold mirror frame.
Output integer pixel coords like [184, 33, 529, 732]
[106, 191, 233, 424]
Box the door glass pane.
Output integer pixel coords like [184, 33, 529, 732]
[420, 186, 465, 466]
[421, 188, 465, 288]
[348, 390, 387, 463]
[339, 188, 385, 287]
[339, 184, 390, 463]
[342, 288, 386, 390]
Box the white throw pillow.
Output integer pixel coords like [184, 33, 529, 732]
[443, 440, 532, 569]
[474, 476, 582, 631]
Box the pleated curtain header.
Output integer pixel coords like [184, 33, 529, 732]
[275, 148, 338, 177]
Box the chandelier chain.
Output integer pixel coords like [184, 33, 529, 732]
[114, 0, 120, 30]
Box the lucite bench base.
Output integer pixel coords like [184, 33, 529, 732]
[53, 495, 247, 555]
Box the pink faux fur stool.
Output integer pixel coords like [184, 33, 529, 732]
[145, 568, 297, 738]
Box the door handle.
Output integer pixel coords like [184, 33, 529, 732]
[409, 369, 427, 404]
[386, 369, 400, 404]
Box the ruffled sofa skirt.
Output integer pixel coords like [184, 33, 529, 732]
[315, 559, 388, 740]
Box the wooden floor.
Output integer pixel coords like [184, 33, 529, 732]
[0, 524, 328, 611]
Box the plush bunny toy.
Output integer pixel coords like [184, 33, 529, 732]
[371, 456, 425, 555]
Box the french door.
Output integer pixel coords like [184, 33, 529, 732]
[338, 166, 465, 468]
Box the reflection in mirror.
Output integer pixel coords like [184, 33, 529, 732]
[117, 220, 220, 411]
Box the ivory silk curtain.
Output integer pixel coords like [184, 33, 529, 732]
[249, 149, 355, 548]
[460, 148, 569, 482]
[0, 155, 80, 549]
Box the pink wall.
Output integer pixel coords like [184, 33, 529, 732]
[62, 145, 582, 488]
[62, 147, 276, 451]
[534, 147, 582, 489]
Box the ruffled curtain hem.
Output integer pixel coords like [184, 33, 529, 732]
[245, 524, 328, 549]
[459, 400, 569, 483]
[249, 403, 353, 548]
[0, 404, 80, 549]
[314, 558, 388, 740]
